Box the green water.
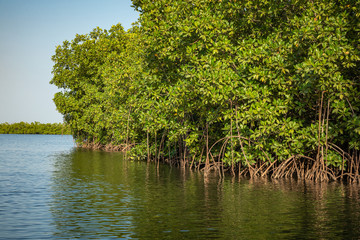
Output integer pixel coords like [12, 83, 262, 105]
[1, 135, 360, 239]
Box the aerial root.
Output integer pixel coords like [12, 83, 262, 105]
[77, 140, 133, 152]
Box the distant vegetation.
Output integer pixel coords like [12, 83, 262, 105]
[51, 0, 360, 182]
[0, 122, 71, 135]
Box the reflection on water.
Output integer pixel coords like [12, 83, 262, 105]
[51, 149, 221, 239]
[0, 134, 74, 240]
[220, 178, 360, 239]
[1, 135, 359, 239]
[50, 148, 360, 239]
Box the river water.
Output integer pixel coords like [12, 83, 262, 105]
[0, 134, 360, 239]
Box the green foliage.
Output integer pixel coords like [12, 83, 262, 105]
[0, 122, 71, 135]
[51, 0, 360, 178]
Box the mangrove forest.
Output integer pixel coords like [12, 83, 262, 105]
[50, 0, 360, 182]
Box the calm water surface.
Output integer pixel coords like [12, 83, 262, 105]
[1, 134, 360, 239]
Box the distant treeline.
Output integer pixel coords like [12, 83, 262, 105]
[0, 122, 71, 135]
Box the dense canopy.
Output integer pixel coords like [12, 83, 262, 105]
[51, 0, 360, 181]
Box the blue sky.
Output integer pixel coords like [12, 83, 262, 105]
[0, 0, 139, 123]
